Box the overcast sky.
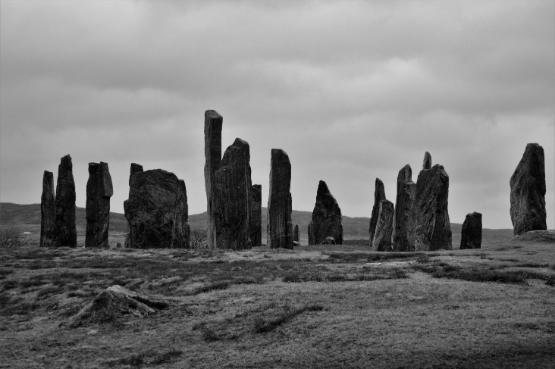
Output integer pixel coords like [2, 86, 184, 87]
[1, 0, 554, 229]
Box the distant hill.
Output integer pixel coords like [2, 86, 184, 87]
[0, 202, 512, 244]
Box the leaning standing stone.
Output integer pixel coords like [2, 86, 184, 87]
[460, 212, 482, 249]
[40, 171, 56, 247]
[85, 162, 113, 248]
[369, 178, 386, 248]
[54, 155, 77, 247]
[510, 143, 546, 235]
[372, 200, 394, 251]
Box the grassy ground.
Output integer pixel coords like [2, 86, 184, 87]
[0, 238, 554, 368]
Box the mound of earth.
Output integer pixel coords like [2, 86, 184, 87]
[514, 230, 555, 243]
[68, 285, 169, 328]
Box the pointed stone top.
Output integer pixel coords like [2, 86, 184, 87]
[423, 152, 432, 169]
[232, 137, 249, 148]
[317, 180, 330, 196]
[374, 178, 386, 202]
[205, 110, 222, 120]
[397, 164, 412, 183]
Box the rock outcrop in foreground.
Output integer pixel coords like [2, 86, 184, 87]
[268, 149, 293, 249]
[85, 162, 113, 248]
[460, 212, 482, 249]
[54, 155, 77, 247]
[393, 165, 416, 251]
[124, 166, 190, 248]
[372, 200, 394, 251]
[213, 138, 253, 249]
[510, 143, 546, 235]
[40, 171, 56, 247]
[308, 180, 343, 245]
[369, 178, 386, 248]
[410, 164, 452, 251]
[250, 185, 262, 246]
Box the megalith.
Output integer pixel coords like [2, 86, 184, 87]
[409, 164, 452, 251]
[308, 180, 343, 245]
[510, 143, 546, 235]
[250, 184, 262, 246]
[124, 166, 190, 248]
[372, 200, 394, 251]
[293, 225, 300, 243]
[204, 110, 223, 249]
[54, 155, 77, 247]
[460, 212, 482, 249]
[393, 165, 416, 251]
[85, 162, 113, 248]
[423, 151, 432, 170]
[268, 149, 293, 249]
[213, 138, 252, 249]
[369, 178, 386, 248]
[40, 170, 56, 247]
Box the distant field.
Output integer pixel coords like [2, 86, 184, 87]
[0, 202, 513, 248]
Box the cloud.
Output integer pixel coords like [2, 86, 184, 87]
[1, 0, 553, 229]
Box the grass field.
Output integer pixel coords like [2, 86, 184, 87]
[0, 234, 554, 368]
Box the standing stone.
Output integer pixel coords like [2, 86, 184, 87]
[204, 110, 223, 249]
[293, 225, 300, 243]
[129, 163, 143, 184]
[85, 162, 113, 248]
[54, 155, 77, 247]
[124, 167, 190, 248]
[372, 200, 394, 251]
[409, 164, 452, 251]
[510, 143, 547, 235]
[460, 212, 482, 249]
[308, 180, 343, 245]
[40, 171, 56, 247]
[213, 138, 252, 249]
[423, 151, 432, 170]
[369, 178, 386, 248]
[268, 149, 293, 249]
[249, 184, 262, 246]
[393, 165, 416, 251]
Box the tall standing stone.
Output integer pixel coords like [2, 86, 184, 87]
[308, 180, 343, 245]
[40, 171, 56, 247]
[85, 162, 113, 248]
[54, 155, 77, 247]
[423, 151, 432, 170]
[250, 184, 262, 246]
[393, 165, 416, 251]
[124, 167, 190, 248]
[268, 149, 293, 249]
[204, 110, 223, 249]
[510, 143, 546, 235]
[372, 200, 394, 251]
[213, 138, 252, 249]
[460, 212, 482, 249]
[369, 178, 386, 248]
[409, 164, 452, 251]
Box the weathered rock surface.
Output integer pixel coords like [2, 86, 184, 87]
[124, 167, 190, 248]
[204, 110, 223, 249]
[423, 151, 432, 170]
[86, 162, 113, 248]
[68, 285, 169, 328]
[129, 163, 143, 184]
[250, 184, 262, 246]
[322, 236, 336, 245]
[308, 181, 343, 245]
[293, 225, 300, 243]
[40, 170, 56, 247]
[510, 143, 546, 235]
[514, 230, 555, 243]
[54, 155, 77, 247]
[409, 164, 452, 251]
[369, 178, 386, 248]
[460, 212, 482, 249]
[268, 149, 293, 249]
[393, 165, 416, 251]
[213, 138, 252, 249]
[372, 200, 394, 251]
